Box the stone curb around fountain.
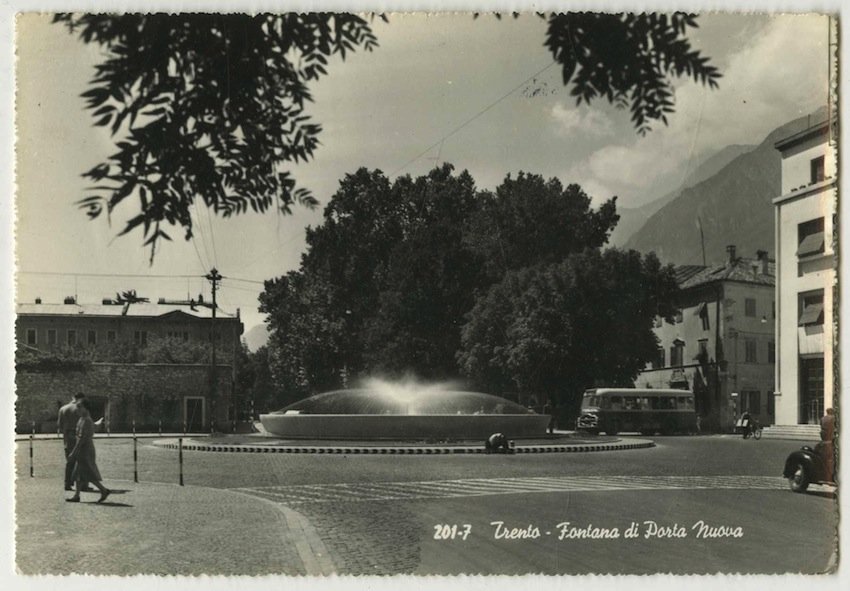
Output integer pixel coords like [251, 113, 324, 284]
[151, 438, 655, 454]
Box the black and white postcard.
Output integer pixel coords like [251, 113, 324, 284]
[4, 2, 845, 590]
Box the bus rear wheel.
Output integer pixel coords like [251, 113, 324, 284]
[605, 421, 619, 436]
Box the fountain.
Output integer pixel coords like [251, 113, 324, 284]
[259, 379, 550, 440]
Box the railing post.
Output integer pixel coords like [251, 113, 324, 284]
[29, 421, 35, 478]
[178, 437, 184, 486]
[133, 432, 139, 483]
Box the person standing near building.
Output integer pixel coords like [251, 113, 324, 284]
[57, 393, 86, 491]
[66, 399, 111, 504]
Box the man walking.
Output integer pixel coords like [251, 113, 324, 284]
[57, 393, 88, 491]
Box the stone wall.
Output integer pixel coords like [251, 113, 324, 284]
[15, 363, 234, 433]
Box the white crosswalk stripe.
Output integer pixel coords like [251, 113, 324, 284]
[234, 475, 789, 505]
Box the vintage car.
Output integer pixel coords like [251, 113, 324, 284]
[783, 443, 836, 492]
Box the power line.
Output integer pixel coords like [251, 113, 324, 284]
[18, 270, 204, 279]
[389, 60, 557, 177]
[222, 276, 266, 286]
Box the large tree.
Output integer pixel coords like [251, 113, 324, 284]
[467, 172, 618, 281]
[56, 12, 719, 259]
[458, 249, 679, 414]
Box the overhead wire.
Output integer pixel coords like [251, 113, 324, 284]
[389, 60, 558, 177]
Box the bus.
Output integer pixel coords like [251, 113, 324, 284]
[576, 388, 698, 436]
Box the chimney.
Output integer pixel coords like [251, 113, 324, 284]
[726, 245, 736, 267]
[756, 250, 769, 275]
[63, 296, 76, 305]
[34, 297, 42, 304]
[198, 294, 204, 304]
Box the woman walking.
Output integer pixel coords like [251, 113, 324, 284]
[66, 399, 111, 503]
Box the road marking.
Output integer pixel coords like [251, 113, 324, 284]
[234, 475, 790, 505]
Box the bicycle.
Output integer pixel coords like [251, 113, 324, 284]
[743, 419, 762, 440]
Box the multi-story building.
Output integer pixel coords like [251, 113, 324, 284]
[773, 118, 837, 425]
[16, 295, 242, 361]
[15, 295, 244, 433]
[637, 247, 776, 432]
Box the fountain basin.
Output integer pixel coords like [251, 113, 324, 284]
[259, 388, 550, 440]
[259, 413, 550, 440]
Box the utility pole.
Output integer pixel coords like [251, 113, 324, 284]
[205, 268, 222, 431]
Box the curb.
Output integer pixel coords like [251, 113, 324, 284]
[152, 439, 655, 455]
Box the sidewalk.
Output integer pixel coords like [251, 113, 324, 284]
[15, 475, 334, 576]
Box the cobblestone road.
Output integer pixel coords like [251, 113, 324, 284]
[235, 474, 790, 505]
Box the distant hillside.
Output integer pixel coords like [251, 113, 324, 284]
[609, 144, 756, 246]
[244, 323, 269, 351]
[624, 109, 827, 265]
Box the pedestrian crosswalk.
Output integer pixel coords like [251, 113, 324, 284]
[235, 475, 789, 505]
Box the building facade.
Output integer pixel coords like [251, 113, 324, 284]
[15, 296, 244, 432]
[637, 247, 776, 432]
[773, 119, 837, 425]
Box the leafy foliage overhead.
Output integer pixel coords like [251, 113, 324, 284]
[54, 13, 382, 261]
[57, 12, 719, 259]
[544, 12, 720, 134]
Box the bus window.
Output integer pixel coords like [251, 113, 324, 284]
[652, 397, 676, 410]
[677, 396, 688, 408]
[610, 396, 623, 409]
[687, 397, 695, 409]
[600, 397, 611, 409]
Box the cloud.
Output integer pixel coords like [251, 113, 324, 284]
[550, 102, 614, 137]
[564, 14, 830, 206]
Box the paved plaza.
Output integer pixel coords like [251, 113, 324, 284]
[14, 435, 839, 576]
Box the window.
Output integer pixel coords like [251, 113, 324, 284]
[670, 342, 684, 367]
[134, 331, 148, 346]
[47, 329, 57, 345]
[768, 341, 776, 364]
[168, 330, 190, 342]
[741, 390, 761, 414]
[798, 291, 824, 326]
[695, 302, 710, 331]
[67, 330, 77, 346]
[745, 338, 757, 363]
[797, 217, 825, 257]
[26, 329, 37, 345]
[810, 155, 825, 184]
[87, 330, 97, 345]
[653, 347, 665, 369]
[745, 298, 756, 317]
[107, 330, 116, 343]
[698, 339, 709, 360]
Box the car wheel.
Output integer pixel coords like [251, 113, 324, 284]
[606, 421, 619, 436]
[789, 462, 810, 493]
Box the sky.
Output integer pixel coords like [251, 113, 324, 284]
[13, 11, 832, 335]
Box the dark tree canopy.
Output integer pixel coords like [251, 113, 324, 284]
[258, 165, 630, 396]
[56, 12, 719, 258]
[457, 249, 679, 412]
[467, 172, 618, 280]
[55, 13, 382, 260]
[544, 13, 720, 134]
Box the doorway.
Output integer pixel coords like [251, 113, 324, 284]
[799, 356, 824, 424]
[184, 396, 205, 433]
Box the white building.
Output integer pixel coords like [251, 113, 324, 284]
[773, 118, 837, 425]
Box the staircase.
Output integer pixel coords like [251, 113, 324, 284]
[760, 424, 821, 441]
